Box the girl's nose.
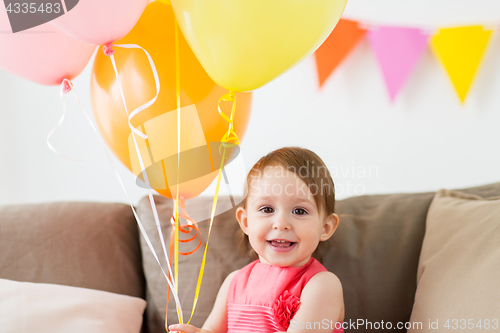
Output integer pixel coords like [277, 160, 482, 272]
[272, 216, 291, 230]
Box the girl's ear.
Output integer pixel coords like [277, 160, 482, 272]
[320, 213, 339, 241]
[236, 207, 249, 235]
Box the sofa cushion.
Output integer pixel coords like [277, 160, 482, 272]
[0, 278, 146, 333]
[0, 201, 145, 298]
[408, 189, 500, 332]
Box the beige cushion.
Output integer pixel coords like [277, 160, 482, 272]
[0, 202, 145, 298]
[0, 278, 146, 333]
[408, 189, 500, 332]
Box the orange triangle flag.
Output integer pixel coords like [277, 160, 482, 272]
[314, 19, 366, 88]
[431, 26, 492, 103]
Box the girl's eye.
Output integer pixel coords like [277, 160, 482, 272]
[293, 208, 307, 215]
[259, 206, 274, 214]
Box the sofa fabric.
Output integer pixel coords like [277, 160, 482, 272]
[0, 201, 145, 298]
[408, 189, 500, 332]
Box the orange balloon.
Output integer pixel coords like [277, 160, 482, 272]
[91, 1, 252, 199]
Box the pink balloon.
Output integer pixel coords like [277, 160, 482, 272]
[50, 0, 149, 45]
[0, 8, 96, 86]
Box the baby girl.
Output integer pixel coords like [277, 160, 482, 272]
[170, 147, 345, 333]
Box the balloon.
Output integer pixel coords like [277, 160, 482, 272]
[90, 2, 252, 199]
[50, 0, 149, 45]
[170, 0, 347, 92]
[0, 7, 96, 86]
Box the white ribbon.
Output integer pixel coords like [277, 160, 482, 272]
[46, 80, 87, 162]
[108, 43, 161, 140]
[106, 44, 184, 321]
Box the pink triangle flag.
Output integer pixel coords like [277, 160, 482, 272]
[367, 26, 429, 101]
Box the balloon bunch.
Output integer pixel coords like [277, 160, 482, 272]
[1, 0, 347, 329]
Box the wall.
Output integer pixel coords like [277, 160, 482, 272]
[1, 0, 500, 206]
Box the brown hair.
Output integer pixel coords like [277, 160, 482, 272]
[237, 147, 336, 261]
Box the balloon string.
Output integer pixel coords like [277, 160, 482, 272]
[174, 16, 182, 326]
[107, 47, 176, 296]
[104, 43, 161, 140]
[46, 79, 87, 161]
[165, 197, 203, 327]
[185, 92, 239, 325]
[219, 92, 238, 207]
[54, 82, 184, 317]
[106, 44, 174, 285]
[104, 43, 153, 140]
[104, 44, 184, 321]
[218, 92, 240, 145]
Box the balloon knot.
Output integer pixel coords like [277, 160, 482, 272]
[103, 43, 115, 56]
[61, 79, 72, 94]
[222, 91, 236, 102]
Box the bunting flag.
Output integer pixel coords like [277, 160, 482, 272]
[367, 26, 428, 101]
[430, 26, 492, 103]
[314, 19, 366, 88]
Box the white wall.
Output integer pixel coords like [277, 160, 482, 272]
[1, 0, 500, 206]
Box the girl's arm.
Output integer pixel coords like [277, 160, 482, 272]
[169, 270, 239, 333]
[285, 271, 344, 333]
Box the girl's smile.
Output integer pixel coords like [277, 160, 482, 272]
[267, 239, 297, 252]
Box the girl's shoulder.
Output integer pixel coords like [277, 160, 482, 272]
[301, 270, 344, 320]
[305, 270, 342, 292]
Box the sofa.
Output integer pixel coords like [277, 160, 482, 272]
[1, 181, 499, 333]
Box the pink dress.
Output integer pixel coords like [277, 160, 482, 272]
[227, 257, 344, 333]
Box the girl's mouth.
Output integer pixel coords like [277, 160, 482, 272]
[267, 240, 297, 252]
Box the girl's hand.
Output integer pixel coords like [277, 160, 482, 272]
[168, 324, 213, 333]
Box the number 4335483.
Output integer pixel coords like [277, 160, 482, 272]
[444, 319, 498, 330]
[5, 3, 61, 14]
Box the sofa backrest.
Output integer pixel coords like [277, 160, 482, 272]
[0, 201, 145, 299]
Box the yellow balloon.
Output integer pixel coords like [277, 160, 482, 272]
[170, 0, 347, 92]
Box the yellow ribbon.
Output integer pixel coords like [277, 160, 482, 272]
[167, 16, 240, 331]
[186, 91, 238, 325]
[174, 17, 182, 325]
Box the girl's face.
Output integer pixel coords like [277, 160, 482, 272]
[236, 166, 338, 268]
